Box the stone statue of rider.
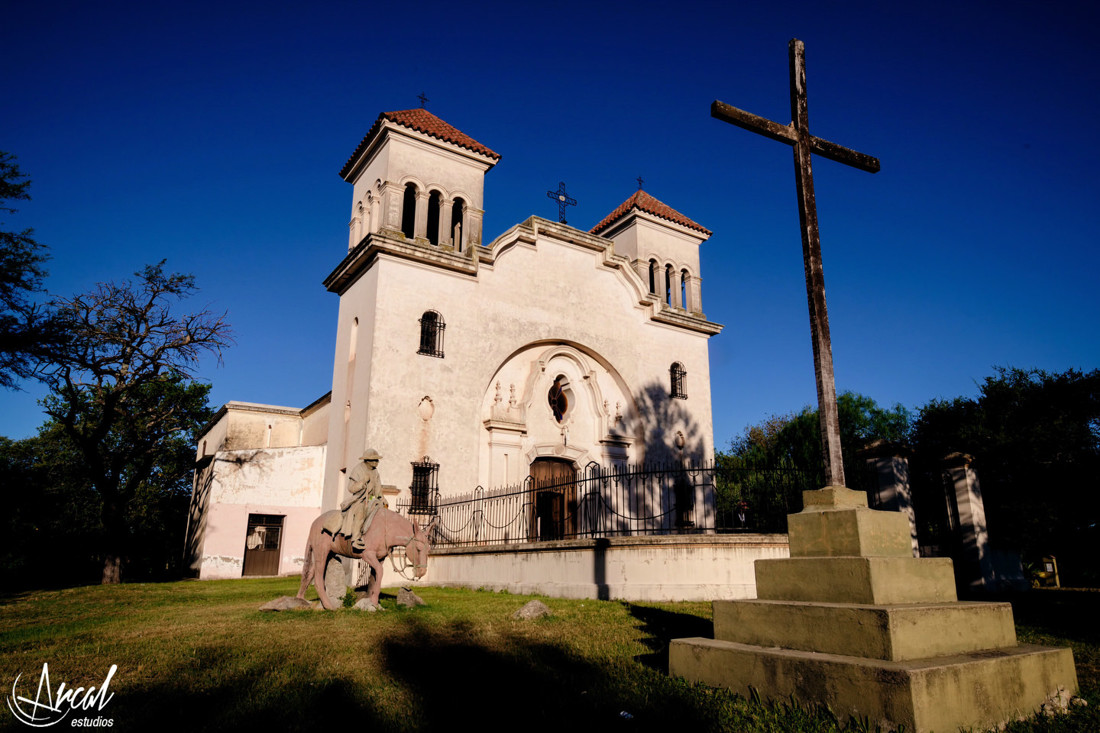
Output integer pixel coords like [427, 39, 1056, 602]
[324, 448, 387, 551]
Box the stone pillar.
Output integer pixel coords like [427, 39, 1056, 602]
[465, 206, 485, 247]
[380, 182, 403, 234]
[942, 452, 995, 592]
[689, 276, 703, 315]
[858, 441, 918, 556]
[348, 216, 360, 250]
[439, 197, 454, 248]
[414, 190, 429, 243]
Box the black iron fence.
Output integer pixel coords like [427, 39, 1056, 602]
[396, 460, 813, 547]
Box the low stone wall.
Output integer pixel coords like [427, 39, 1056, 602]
[417, 534, 790, 602]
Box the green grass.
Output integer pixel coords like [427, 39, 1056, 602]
[0, 580, 1096, 732]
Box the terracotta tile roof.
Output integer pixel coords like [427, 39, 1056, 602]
[589, 190, 711, 237]
[340, 109, 500, 178]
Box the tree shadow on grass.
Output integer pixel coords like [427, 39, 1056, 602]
[109, 614, 720, 733]
[625, 603, 713, 673]
[376, 616, 718, 731]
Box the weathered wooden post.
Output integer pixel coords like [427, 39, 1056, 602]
[711, 39, 880, 487]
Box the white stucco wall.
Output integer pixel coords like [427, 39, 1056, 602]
[194, 445, 325, 580]
[420, 535, 790, 602]
[323, 219, 717, 513]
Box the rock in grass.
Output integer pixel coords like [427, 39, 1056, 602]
[397, 587, 426, 608]
[513, 600, 551, 620]
[260, 596, 312, 612]
[354, 598, 380, 612]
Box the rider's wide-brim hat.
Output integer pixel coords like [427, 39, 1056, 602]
[360, 448, 382, 460]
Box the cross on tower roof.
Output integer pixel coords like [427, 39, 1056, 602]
[711, 39, 880, 488]
[546, 181, 577, 224]
[636, 175, 645, 190]
[417, 92, 428, 108]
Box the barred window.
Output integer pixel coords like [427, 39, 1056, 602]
[409, 457, 439, 515]
[670, 362, 687, 399]
[418, 310, 445, 357]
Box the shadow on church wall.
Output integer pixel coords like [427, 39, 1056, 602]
[626, 379, 706, 464]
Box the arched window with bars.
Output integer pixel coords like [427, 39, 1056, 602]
[418, 310, 445, 358]
[670, 362, 687, 399]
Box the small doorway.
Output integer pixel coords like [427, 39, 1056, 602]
[242, 514, 284, 576]
[528, 458, 576, 541]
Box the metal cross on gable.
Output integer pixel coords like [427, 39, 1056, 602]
[711, 39, 880, 488]
[546, 181, 577, 224]
[417, 92, 428, 108]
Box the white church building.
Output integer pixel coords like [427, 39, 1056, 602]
[183, 108, 781, 596]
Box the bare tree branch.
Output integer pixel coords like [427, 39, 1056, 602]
[35, 261, 232, 582]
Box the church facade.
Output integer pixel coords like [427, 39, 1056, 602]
[186, 109, 723, 580]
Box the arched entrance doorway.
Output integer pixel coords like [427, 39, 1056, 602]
[528, 458, 576, 541]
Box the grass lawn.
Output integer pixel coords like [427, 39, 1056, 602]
[0, 579, 1096, 732]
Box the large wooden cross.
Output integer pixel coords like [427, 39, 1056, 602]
[712, 39, 880, 488]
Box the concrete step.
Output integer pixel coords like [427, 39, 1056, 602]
[755, 556, 957, 604]
[713, 599, 1016, 661]
[670, 637, 1077, 733]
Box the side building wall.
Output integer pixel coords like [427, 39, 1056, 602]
[186, 399, 330, 580]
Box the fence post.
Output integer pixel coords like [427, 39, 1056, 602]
[698, 461, 716, 533]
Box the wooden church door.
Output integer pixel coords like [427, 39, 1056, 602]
[529, 458, 576, 541]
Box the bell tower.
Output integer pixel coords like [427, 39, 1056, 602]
[339, 109, 500, 252]
[321, 110, 500, 511]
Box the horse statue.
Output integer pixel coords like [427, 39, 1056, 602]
[297, 507, 433, 610]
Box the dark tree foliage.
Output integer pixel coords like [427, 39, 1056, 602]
[0, 405, 203, 588]
[35, 263, 230, 583]
[723, 391, 912, 487]
[0, 426, 98, 586]
[910, 367, 1100, 585]
[716, 392, 912, 528]
[0, 151, 55, 389]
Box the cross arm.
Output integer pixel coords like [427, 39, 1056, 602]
[547, 190, 577, 205]
[711, 100, 796, 145]
[810, 137, 880, 173]
[711, 100, 880, 174]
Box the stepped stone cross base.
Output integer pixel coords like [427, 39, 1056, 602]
[669, 486, 1077, 732]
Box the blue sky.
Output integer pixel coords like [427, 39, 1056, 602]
[3, 0, 1098, 449]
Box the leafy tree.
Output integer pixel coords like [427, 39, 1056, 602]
[723, 391, 912, 487]
[0, 404, 201, 588]
[36, 263, 230, 583]
[717, 392, 912, 529]
[0, 151, 54, 388]
[910, 367, 1100, 584]
[0, 424, 103, 586]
